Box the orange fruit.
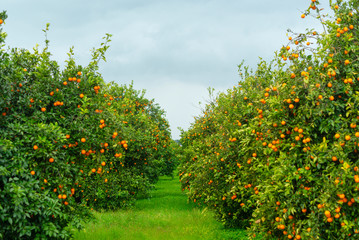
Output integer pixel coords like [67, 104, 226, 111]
[325, 210, 331, 218]
[49, 158, 54, 163]
[33, 145, 38, 150]
[81, 138, 86, 143]
[30, 170, 35, 175]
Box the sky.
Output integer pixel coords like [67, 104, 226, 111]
[2, 0, 331, 139]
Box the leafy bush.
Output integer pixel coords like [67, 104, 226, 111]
[179, 0, 359, 239]
[0, 11, 177, 239]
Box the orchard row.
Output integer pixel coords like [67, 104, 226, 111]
[179, 0, 359, 239]
[0, 14, 179, 240]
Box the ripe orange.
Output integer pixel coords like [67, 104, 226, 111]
[33, 145, 38, 150]
[0, 19, 3, 24]
[41, 107, 46, 112]
[325, 210, 331, 218]
[101, 161, 106, 166]
[81, 138, 86, 143]
[30, 170, 35, 175]
[335, 133, 340, 139]
[49, 158, 54, 163]
[79, 93, 84, 98]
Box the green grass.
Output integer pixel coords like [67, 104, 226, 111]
[72, 176, 247, 240]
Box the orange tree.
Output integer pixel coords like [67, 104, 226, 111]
[179, 61, 281, 228]
[249, 0, 359, 239]
[0, 12, 177, 239]
[179, 0, 359, 239]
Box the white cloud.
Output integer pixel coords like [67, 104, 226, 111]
[2, 0, 332, 139]
[128, 78, 228, 139]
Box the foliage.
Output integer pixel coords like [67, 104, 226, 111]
[0, 12, 177, 239]
[179, 0, 359, 239]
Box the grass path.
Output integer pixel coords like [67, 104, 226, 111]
[73, 176, 247, 240]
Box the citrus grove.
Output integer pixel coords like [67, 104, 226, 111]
[0, 12, 179, 239]
[179, 0, 359, 239]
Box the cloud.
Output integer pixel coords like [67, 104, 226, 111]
[131, 78, 228, 140]
[2, 0, 332, 139]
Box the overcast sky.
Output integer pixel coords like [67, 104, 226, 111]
[2, 0, 330, 139]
